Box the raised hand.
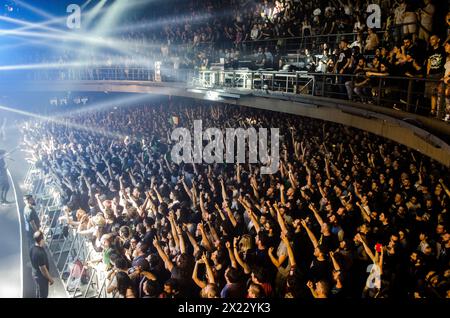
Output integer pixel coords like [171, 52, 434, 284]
[280, 231, 288, 242]
[233, 236, 239, 247]
[300, 219, 308, 228]
[152, 237, 159, 248]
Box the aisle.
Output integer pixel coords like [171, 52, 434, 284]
[0, 118, 23, 298]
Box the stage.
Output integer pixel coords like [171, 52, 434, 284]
[0, 115, 67, 298]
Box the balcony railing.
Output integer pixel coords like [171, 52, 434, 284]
[193, 69, 448, 120]
[2, 64, 448, 122]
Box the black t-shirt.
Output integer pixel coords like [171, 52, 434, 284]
[404, 45, 417, 61]
[29, 245, 49, 278]
[336, 48, 352, 73]
[427, 46, 446, 75]
[171, 266, 199, 298]
[319, 234, 339, 253]
[293, 231, 313, 270]
[309, 258, 331, 282]
[24, 205, 40, 231]
[353, 67, 367, 84]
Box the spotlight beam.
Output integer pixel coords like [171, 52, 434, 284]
[83, 0, 107, 29]
[0, 16, 68, 37]
[81, 0, 93, 10]
[0, 28, 164, 59]
[0, 104, 123, 139]
[0, 53, 159, 71]
[13, 0, 56, 20]
[91, 0, 128, 37]
[0, 93, 156, 139]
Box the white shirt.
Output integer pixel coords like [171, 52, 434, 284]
[444, 58, 450, 78]
[251, 28, 259, 40]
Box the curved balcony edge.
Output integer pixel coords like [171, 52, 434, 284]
[3, 79, 450, 168]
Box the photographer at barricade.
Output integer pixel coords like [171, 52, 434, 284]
[24, 194, 40, 241]
[0, 149, 11, 205]
[29, 230, 54, 298]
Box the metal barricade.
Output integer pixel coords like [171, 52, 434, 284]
[25, 166, 111, 298]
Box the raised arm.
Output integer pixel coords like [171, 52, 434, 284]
[280, 184, 286, 206]
[192, 260, 207, 289]
[307, 281, 319, 298]
[379, 246, 384, 275]
[152, 185, 164, 204]
[268, 245, 287, 268]
[304, 163, 313, 188]
[206, 221, 220, 246]
[96, 171, 108, 187]
[219, 177, 228, 203]
[329, 251, 341, 271]
[273, 203, 288, 234]
[355, 234, 377, 264]
[214, 203, 226, 222]
[176, 223, 186, 254]
[356, 201, 371, 223]
[168, 212, 180, 251]
[308, 203, 324, 227]
[225, 241, 238, 268]
[95, 193, 106, 213]
[202, 253, 216, 285]
[153, 238, 174, 272]
[324, 157, 332, 180]
[249, 176, 260, 200]
[223, 201, 237, 228]
[163, 153, 173, 174]
[198, 223, 213, 252]
[180, 175, 193, 202]
[281, 232, 296, 267]
[183, 225, 200, 256]
[439, 179, 450, 197]
[240, 199, 261, 233]
[236, 164, 242, 185]
[301, 219, 319, 248]
[288, 169, 298, 189]
[233, 237, 251, 274]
